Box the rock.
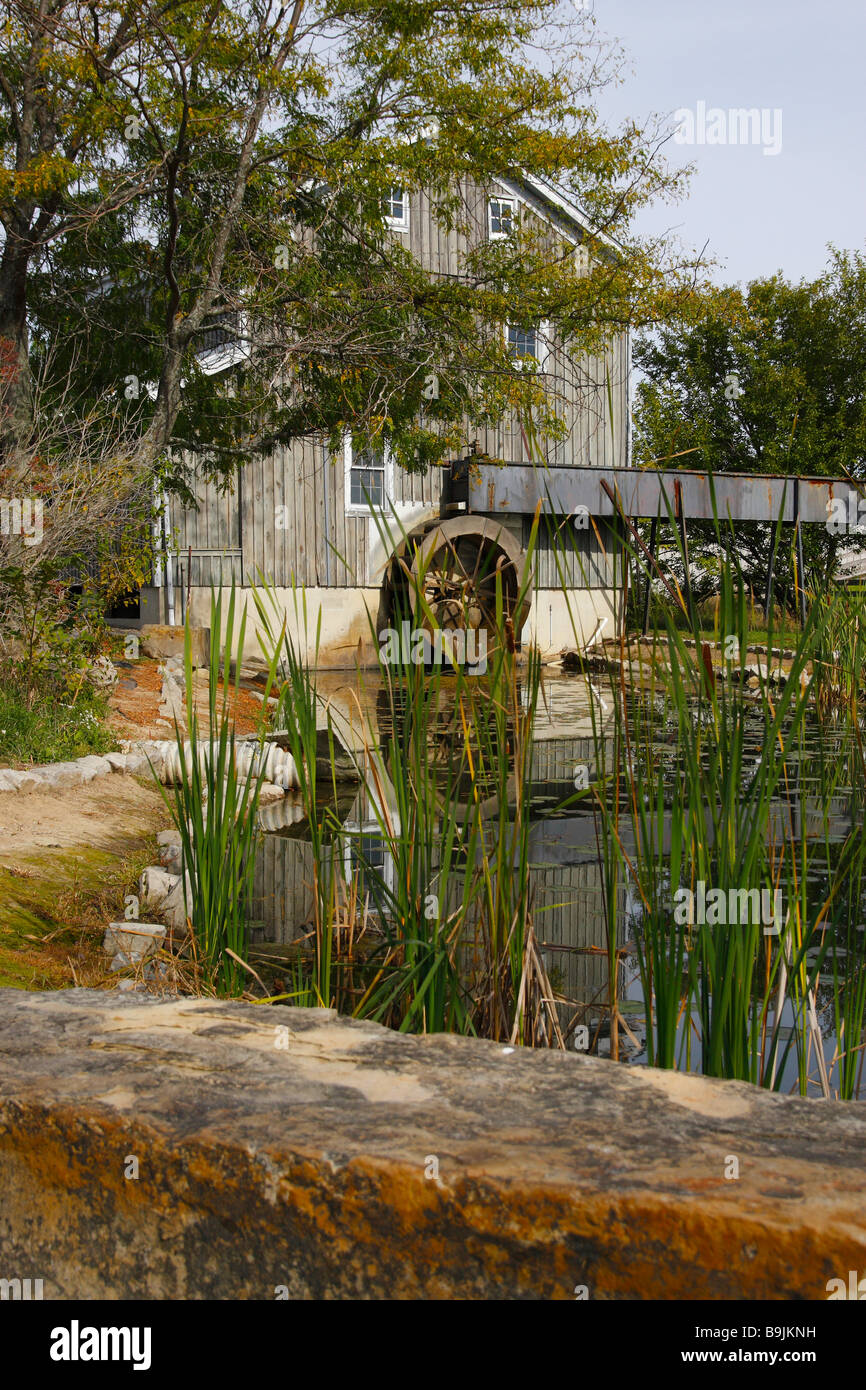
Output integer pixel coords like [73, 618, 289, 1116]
[139, 624, 210, 667]
[158, 843, 183, 874]
[102, 922, 166, 967]
[12, 770, 40, 794]
[76, 755, 114, 781]
[257, 781, 285, 804]
[0, 769, 41, 793]
[33, 761, 87, 789]
[157, 828, 182, 848]
[104, 752, 130, 773]
[139, 868, 180, 914]
[162, 874, 192, 935]
[158, 665, 186, 723]
[0, 988, 865, 1299]
[87, 655, 118, 690]
[126, 752, 154, 778]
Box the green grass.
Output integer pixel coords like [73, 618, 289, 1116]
[544, 466, 866, 1096]
[0, 678, 116, 766]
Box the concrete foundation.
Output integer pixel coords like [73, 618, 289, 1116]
[187, 585, 619, 669]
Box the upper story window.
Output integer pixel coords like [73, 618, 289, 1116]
[383, 186, 410, 231]
[346, 436, 390, 511]
[488, 196, 514, 239]
[507, 324, 538, 361]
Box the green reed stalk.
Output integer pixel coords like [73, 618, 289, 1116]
[158, 586, 279, 997]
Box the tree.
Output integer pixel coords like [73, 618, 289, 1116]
[5, 0, 703, 493]
[632, 251, 866, 608]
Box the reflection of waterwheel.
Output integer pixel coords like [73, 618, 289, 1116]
[379, 516, 530, 659]
[375, 682, 518, 822]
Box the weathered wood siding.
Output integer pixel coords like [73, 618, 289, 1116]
[169, 469, 243, 589]
[168, 174, 628, 592]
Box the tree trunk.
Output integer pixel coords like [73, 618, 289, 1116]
[0, 227, 34, 455]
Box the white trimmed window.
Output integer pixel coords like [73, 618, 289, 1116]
[506, 320, 551, 369]
[383, 186, 410, 231]
[345, 829, 395, 907]
[507, 324, 537, 361]
[488, 196, 514, 239]
[345, 435, 391, 512]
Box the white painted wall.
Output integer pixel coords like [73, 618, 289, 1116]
[189, 581, 620, 669]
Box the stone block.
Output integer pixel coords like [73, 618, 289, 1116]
[103, 922, 166, 964]
[76, 755, 113, 781]
[1, 990, 864, 1300]
[34, 762, 86, 789]
[139, 868, 180, 914]
[140, 625, 210, 668]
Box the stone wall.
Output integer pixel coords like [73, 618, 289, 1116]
[0, 989, 864, 1299]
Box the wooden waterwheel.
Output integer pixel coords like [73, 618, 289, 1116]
[399, 516, 530, 649]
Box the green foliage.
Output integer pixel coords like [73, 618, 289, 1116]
[259, 509, 557, 1043]
[6, 0, 701, 477]
[633, 250, 866, 605]
[546, 484, 866, 1095]
[0, 680, 114, 765]
[0, 557, 110, 707]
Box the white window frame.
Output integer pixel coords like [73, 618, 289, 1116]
[344, 433, 394, 514]
[343, 821, 395, 909]
[505, 318, 551, 369]
[383, 185, 410, 232]
[488, 195, 515, 240]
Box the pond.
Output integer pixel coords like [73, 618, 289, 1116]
[245, 669, 866, 1100]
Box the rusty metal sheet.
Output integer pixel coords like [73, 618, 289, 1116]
[468, 465, 839, 524]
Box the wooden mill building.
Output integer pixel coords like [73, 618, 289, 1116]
[138, 173, 630, 666]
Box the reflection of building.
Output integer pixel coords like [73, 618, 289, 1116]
[248, 728, 628, 1023]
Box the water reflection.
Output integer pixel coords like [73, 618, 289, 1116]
[247, 671, 865, 1092]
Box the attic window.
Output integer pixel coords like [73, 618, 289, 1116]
[488, 197, 514, 239]
[383, 186, 409, 230]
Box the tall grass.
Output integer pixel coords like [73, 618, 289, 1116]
[251, 581, 347, 1008]
[157, 587, 279, 997]
[252, 503, 562, 1044]
[198, 432, 866, 1097]
[543, 469, 866, 1095]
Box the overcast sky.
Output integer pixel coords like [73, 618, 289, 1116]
[589, 0, 865, 288]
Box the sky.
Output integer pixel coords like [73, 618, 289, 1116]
[587, 0, 866, 288]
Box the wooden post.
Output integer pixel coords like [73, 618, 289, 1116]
[674, 479, 693, 620]
[642, 515, 658, 635]
[764, 517, 781, 623]
[794, 478, 808, 628]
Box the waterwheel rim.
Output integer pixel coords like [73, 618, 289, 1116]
[407, 517, 530, 639]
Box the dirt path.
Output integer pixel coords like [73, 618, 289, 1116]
[0, 775, 168, 859]
[0, 775, 171, 990]
[107, 656, 266, 742]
